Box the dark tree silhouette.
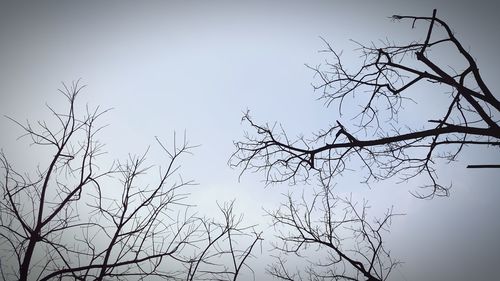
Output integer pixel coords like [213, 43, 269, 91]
[267, 179, 400, 281]
[184, 201, 263, 281]
[230, 9, 500, 198]
[0, 82, 261, 281]
[268, 177, 399, 281]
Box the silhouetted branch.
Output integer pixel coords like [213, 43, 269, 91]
[231, 9, 500, 198]
[185, 201, 263, 281]
[0, 82, 260, 281]
[267, 180, 401, 281]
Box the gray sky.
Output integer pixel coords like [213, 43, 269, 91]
[1, 1, 499, 280]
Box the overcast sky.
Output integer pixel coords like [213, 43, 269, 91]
[1, 1, 499, 280]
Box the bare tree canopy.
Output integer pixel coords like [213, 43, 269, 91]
[0, 82, 261, 281]
[230, 9, 500, 198]
[267, 180, 400, 281]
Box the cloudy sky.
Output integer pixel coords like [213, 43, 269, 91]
[1, 1, 499, 280]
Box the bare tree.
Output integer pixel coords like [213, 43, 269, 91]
[0, 82, 260, 281]
[267, 179, 400, 281]
[184, 201, 263, 281]
[230, 9, 500, 198]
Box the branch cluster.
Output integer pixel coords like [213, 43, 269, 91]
[267, 181, 400, 281]
[0, 82, 261, 281]
[231, 9, 499, 198]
